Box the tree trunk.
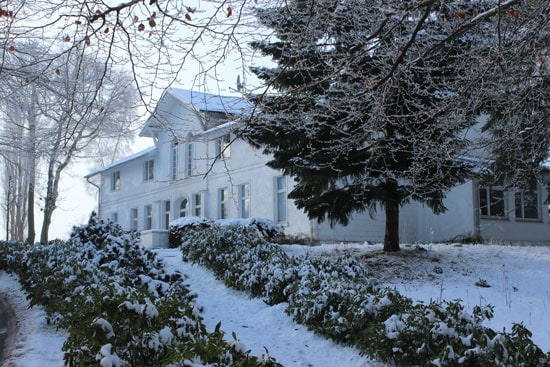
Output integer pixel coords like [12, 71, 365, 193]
[40, 138, 70, 244]
[40, 163, 58, 245]
[15, 166, 28, 241]
[5, 176, 11, 241]
[383, 179, 400, 252]
[40, 203, 52, 244]
[26, 181, 35, 244]
[25, 87, 38, 245]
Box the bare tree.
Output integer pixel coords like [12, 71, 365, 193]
[1, 0, 264, 109]
[0, 42, 138, 243]
[0, 67, 42, 243]
[1, 154, 28, 241]
[0, 97, 27, 241]
[36, 49, 138, 244]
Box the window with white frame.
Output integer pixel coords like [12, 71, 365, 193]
[164, 201, 171, 229]
[144, 159, 154, 181]
[479, 186, 506, 218]
[170, 144, 178, 181]
[515, 185, 540, 220]
[130, 208, 138, 231]
[179, 198, 188, 218]
[185, 143, 193, 177]
[111, 170, 121, 191]
[110, 212, 118, 223]
[275, 176, 287, 223]
[144, 204, 152, 230]
[219, 188, 228, 219]
[193, 193, 202, 217]
[216, 134, 231, 158]
[239, 183, 250, 218]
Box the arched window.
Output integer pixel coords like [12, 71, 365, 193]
[179, 198, 188, 218]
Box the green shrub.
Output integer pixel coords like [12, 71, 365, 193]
[177, 222, 550, 367]
[169, 216, 214, 248]
[0, 214, 282, 367]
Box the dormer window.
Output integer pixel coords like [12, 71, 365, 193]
[111, 171, 121, 191]
[216, 134, 231, 158]
[144, 159, 154, 182]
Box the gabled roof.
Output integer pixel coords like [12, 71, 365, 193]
[170, 88, 251, 115]
[85, 146, 156, 178]
[140, 88, 251, 139]
[86, 89, 250, 178]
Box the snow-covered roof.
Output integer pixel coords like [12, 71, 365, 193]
[140, 88, 252, 139]
[170, 88, 252, 115]
[190, 120, 241, 140]
[85, 146, 156, 178]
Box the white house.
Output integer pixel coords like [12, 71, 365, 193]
[85, 88, 550, 248]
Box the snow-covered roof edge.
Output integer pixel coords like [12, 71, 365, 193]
[190, 119, 242, 140]
[170, 88, 252, 115]
[85, 146, 157, 178]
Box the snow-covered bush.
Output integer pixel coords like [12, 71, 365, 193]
[168, 216, 214, 248]
[285, 255, 410, 346]
[373, 300, 550, 367]
[181, 223, 295, 304]
[252, 217, 285, 239]
[171, 216, 283, 249]
[177, 224, 550, 367]
[0, 214, 281, 367]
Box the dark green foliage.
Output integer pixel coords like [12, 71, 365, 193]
[178, 224, 550, 366]
[168, 217, 214, 248]
[0, 214, 281, 367]
[242, 0, 504, 251]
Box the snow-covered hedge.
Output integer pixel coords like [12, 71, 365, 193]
[180, 222, 293, 305]
[170, 216, 283, 249]
[178, 224, 550, 367]
[0, 214, 280, 367]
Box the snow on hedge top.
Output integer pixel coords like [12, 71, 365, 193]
[170, 216, 284, 237]
[169, 216, 211, 228]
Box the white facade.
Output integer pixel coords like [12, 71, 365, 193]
[85, 88, 550, 247]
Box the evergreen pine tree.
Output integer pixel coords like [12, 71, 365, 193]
[243, 0, 505, 251]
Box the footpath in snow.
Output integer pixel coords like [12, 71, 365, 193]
[0, 273, 66, 367]
[0, 250, 376, 367]
[156, 249, 377, 367]
[2, 243, 548, 366]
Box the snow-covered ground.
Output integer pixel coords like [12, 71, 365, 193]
[0, 275, 66, 366]
[1, 243, 549, 366]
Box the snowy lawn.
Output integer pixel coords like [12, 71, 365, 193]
[1, 242, 549, 366]
[281, 242, 550, 352]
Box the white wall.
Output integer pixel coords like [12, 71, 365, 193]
[96, 133, 318, 246]
[313, 182, 477, 244]
[479, 185, 550, 244]
[409, 181, 476, 243]
[93, 94, 550, 246]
